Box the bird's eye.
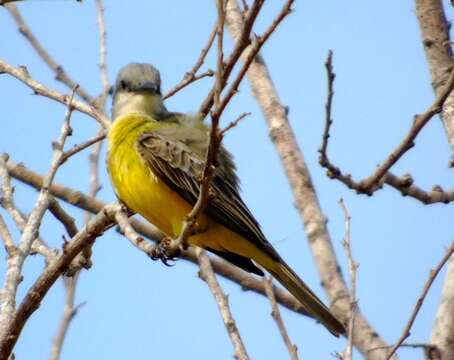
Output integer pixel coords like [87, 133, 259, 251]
[156, 85, 161, 95]
[120, 80, 128, 91]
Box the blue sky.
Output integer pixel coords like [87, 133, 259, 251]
[1, 1, 453, 359]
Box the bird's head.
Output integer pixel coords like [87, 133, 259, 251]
[112, 63, 168, 120]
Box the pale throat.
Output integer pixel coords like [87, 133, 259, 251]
[112, 92, 167, 120]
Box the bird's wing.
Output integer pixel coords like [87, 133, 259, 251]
[137, 130, 280, 262]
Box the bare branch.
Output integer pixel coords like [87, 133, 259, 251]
[339, 199, 358, 360]
[49, 275, 84, 360]
[263, 276, 299, 360]
[0, 60, 110, 129]
[59, 132, 106, 166]
[163, 70, 214, 100]
[385, 240, 454, 360]
[0, 213, 14, 256]
[212, 0, 294, 120]
[0, 87, 77, 353]
[220, 112, 251, 135]
[224, 1, 391, 357]
[415, 0, 454, 154]
[163, 22, 217, 100]
[0, 203, 118, 360]
[429, 256, 454, 360]
[384, 172, 454, 204]
[6, 4, 94, 103]
[94, 0, 111, 108]
[114, 205, 157, 257]
[416, 3, 454, 358]
[196, 248, 249, 360]
[370, 342, 441, 359]
[199, 0, 265, 116]
[0, 161, 56, 263]
[320, 51, 454, 196]
[48, 197, 78, 238]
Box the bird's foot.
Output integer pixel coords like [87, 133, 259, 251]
[150, 236, 180, 266]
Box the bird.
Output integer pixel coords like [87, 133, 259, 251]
[107, 63, 346, 336]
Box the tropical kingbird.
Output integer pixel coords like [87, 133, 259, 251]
[107, 63, 345, 336]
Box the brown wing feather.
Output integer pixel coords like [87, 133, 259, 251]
[137, 132, 280, 262]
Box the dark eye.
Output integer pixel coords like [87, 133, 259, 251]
[119, 80, 128, 90]
[156, 85, 161, 95]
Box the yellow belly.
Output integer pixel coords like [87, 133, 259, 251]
[107, 113, 270, 265]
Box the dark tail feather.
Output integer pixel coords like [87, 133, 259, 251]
[267, 261, 346, 337]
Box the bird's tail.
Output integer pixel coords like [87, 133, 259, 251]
[266, 260, 346, 337]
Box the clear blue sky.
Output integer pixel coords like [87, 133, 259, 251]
[1, 1, 453, 359]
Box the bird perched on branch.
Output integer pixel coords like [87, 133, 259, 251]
[107, 63, 345, 336]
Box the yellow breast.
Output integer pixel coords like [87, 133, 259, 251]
[107, 113, 193, 237]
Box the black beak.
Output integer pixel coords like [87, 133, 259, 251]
[138, 81, 159, 94]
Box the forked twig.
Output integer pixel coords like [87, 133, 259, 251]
[385, 241, 454, 359]
[320, 51, 454, 200]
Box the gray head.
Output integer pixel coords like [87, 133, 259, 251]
[112, 63, 168, 119]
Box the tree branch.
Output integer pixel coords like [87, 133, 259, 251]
[320, 51, 454, 202]
[224, 1, 391, 358]
[6, 4, 94, 104]
[197, 248, 249, 360]
[338, 199, 358, 360]
[0, 60, 110, 129]
[49, 275, 84, 360]
[263, 276, 299, 360]
[163, 21, 217, 100]
[0, 88, 77, 355]
[0, 204, 118, 360]
[385, 240, 454, 360]
[415, 0, 454, 154]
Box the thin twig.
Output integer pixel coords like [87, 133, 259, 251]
[0, 87, 77, 349]
[263, 276, 299, 360]
[0, 161, 55, 263]
[369, 342, 441, 359]
[6, 4, 94, 103]
[198, 0, 265, 117]
[94, 0, 111, 108]
[221, 112, 251, 136]
[0, 203, 118, 360]
[385, 240, 454, 360]
[49, 275, 84, 360]
[59, 132, 106, 166]
[197, 248, 249, 360]
[114, 205, 156, 256]
[0, 213, 15, 256]
[384, 172, 454, 204]
[212, 0, 294, 120]
[0, 60, 110, 129]
[339, 199, 358, 360]
[50, 7, 110, 352]
[164, 70, 214, 100]
[0, 154, 28, 229]
[163, 22, 217, 100]
[48, 197, 78, 238]
[320, 51, 454, 196]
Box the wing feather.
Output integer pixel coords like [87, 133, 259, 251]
[137, 131, 279, 261]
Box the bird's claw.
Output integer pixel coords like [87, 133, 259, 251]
[150, 237, 180, 266]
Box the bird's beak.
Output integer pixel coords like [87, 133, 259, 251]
[138, 81, 159, 94]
